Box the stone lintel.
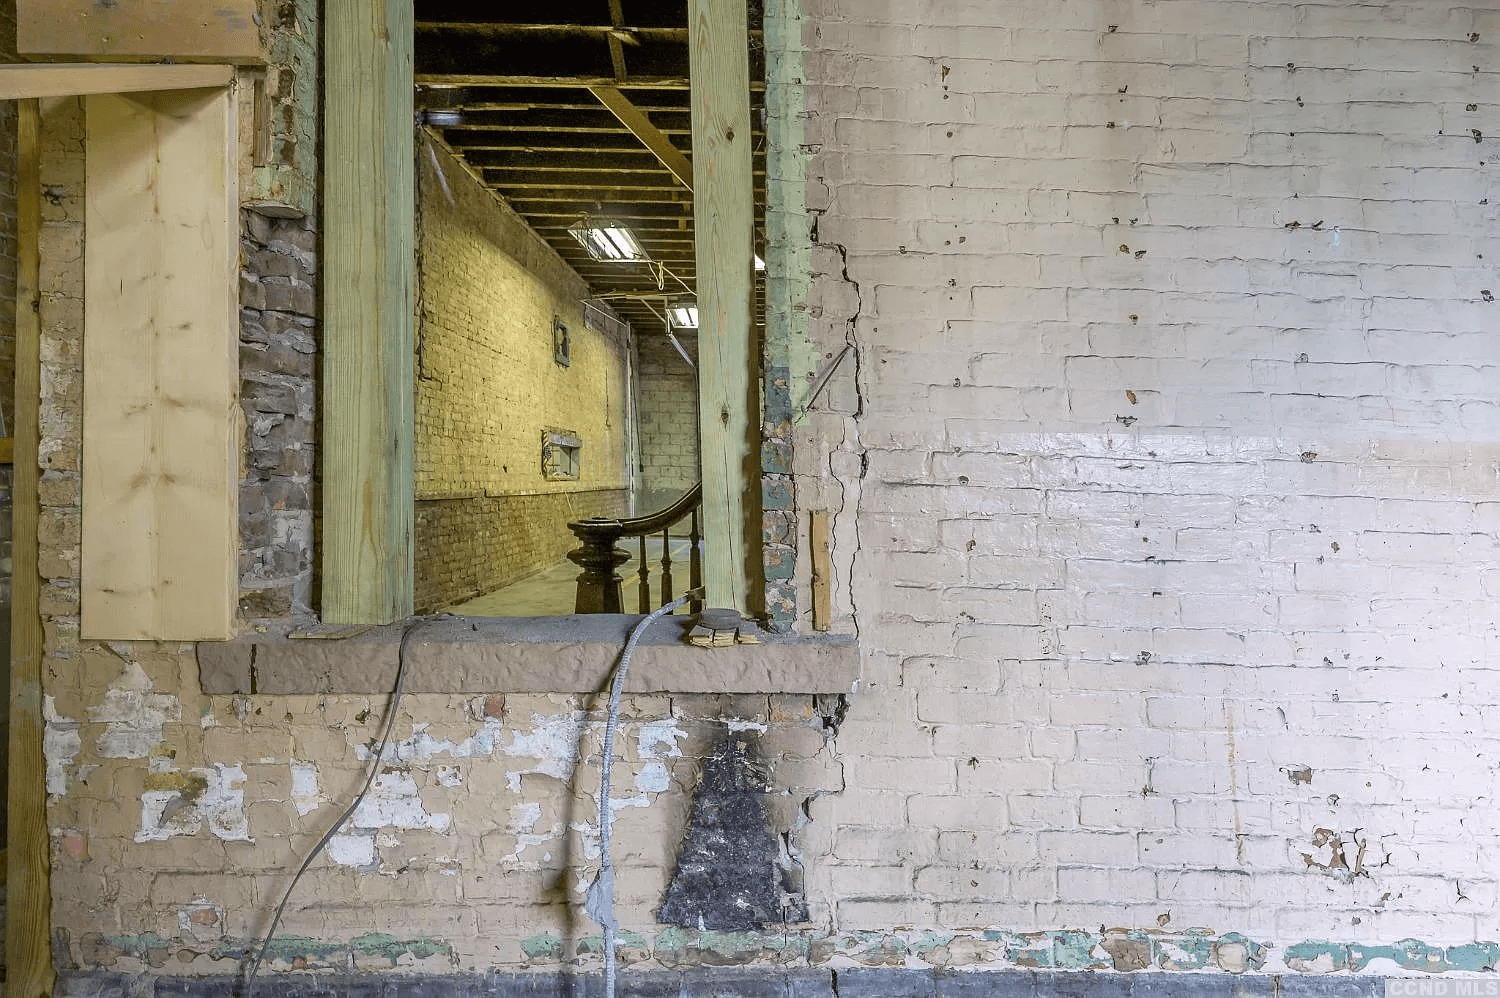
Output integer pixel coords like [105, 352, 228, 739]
[197, 614, 860, 695]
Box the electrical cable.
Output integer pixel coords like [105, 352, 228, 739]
[240, 624, 418, 998]
[585, 593, 695, 998]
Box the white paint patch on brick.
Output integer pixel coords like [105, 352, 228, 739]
[634, 761, 671, 794]
[42, 694, 80, 795]
[328, 830, 378, 868]
[637, 718, 686, 758]
[289, 760, 322, 816]
[350, 771, 451, 833]
[88, 661, 181, 759]
[500, 801, 559, 864]
[136, 763, 250, 843]
[354, 718, 505, 764]
[502, 712, 586, 791]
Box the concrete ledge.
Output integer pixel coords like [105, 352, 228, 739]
[58, 969, 1391, 997]
[198, 614, 860, 695]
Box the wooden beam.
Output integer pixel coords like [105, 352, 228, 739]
[323, 0, 415, 624]
[0, 62, 233, 99]
[589, 85, 695, 190]
[82, 88, 239, 640]
[19, 0, 259, 60]
[8, 97, 53, 998]
[418, 73, 692, 89]
[689, 0, 757, 615]
[810, 511, 832, 631]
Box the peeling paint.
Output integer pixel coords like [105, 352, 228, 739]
[136, 763, 250, 843]
[328, 831, 377, 868]
[350, 771, 451, 832]
[289, 759, 322, 816]
[503, 712, 585, 791]
[88, 661, 181, 758]
[637, 719, 687, 759]
[500, 801, 559, 864]
[635, 760, 671, 793]
[355, 718, 504, 764]
[43, 694, 81, 794]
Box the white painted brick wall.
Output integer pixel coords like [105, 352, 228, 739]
[803, 0, 1500, 957]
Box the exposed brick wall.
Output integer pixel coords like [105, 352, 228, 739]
[414, 138, 631, 608]
[414, 488, 625, 612]
[238, 207, 317, 618]
[637, 330, 699, 512]
[798, 0, 1500, 962]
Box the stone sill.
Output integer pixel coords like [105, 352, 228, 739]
[198, 614, 860, 695]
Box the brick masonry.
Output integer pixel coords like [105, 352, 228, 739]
[238, 207, 317, 619]
[32, 0, 1500, 990]
[794, 0, 1500, 957]
[414, 138, 631, 611]
[637, 330, 699, 512]
[414, 488, 626, 612]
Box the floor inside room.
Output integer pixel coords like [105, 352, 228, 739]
[450, 534, 696, 617]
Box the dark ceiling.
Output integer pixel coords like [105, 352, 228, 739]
[413, 0, 766, 332]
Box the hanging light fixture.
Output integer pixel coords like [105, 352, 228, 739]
[670, 305, 699, 329]
[568, 217, 651, 263]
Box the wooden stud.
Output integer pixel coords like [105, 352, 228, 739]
[810, 511, 831, 631]
[589, 85, 696, 191]
[323, 0, 415, 624]
[82, 88, 238, 640]
[688, 0, 757, 614]
[0, 62, 232, 99]
[8, 97, 53, 998]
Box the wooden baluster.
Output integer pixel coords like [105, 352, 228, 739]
[638, 534, 651, 613]
[689, 507, 703, 614]
[660, 526, 674, 605]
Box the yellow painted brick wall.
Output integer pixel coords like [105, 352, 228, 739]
[412, 139, 632, 608]
[415, 138, 631, 502]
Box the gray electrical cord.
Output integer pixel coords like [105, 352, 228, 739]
[240, 624, 417, 998]
[585, 594, 694, 998]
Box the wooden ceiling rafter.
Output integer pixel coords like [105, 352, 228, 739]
[414, 0, 766, 328]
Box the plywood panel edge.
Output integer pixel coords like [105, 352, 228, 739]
[0, 63, 234, 99]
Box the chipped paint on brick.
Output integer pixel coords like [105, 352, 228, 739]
[88, 661, 181, 758]
[503, 711, 585, 791]
[289, 759, 322, 815]
[350, 770, 451, 832]
[354, 717, 504, 763]
[43, 693, 81, 794]
[1285, 940, 1350, 974]
[327, 830, 378, 868]
[637, 718, 686, 758]
[520, 933, 564, 961]
[136, 763, 250, 843]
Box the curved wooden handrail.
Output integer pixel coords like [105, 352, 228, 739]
[613, 482, 702, 536]
[567, 484, 703, 615]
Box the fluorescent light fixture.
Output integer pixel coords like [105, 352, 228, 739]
[423, 109, 463, 127]
[671, 306, 699, 329]
[755, 254, 765, 271]
[568, 218, 651, 262]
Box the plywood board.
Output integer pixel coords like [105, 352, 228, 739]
[82, 88, 238, 639]
[0, 63, 233, 99]
[19, 0, 262, 61]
